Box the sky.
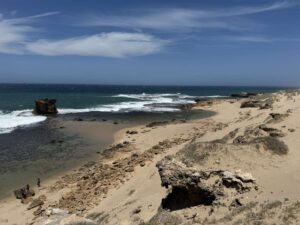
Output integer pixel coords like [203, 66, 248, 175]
[0, 0, 299, 86]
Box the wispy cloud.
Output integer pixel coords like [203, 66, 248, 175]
[79, 1, 296, 31]
[26, 32, 168, 57]
[222, 35, 300, 43]
[0, 11, 58, 54]
[0, 1, 298, 57]
[0, 12, 168, 57]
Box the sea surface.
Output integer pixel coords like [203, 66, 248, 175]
[0, 84, 285, 134]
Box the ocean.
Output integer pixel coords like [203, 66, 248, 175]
[0, 84, 285, 135]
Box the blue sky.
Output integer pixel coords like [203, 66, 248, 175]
[0, 0, 299, 86]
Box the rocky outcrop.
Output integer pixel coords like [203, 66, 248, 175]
[240, 100, 272, 109]
[34, 98, 58, 115]
[233, 126, 288, 155]
[156, 157, 256, 211]
[14, 184, 35, 201]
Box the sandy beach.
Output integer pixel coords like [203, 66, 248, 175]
[1, 89, 300, 225]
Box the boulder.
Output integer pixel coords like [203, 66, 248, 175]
[240, 100, 260, 108]
[156, 157, 256, 211]
[14, 184, 35, 200]
[34, 98, 58, 115]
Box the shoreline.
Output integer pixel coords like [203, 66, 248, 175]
[0, 108, 214, 199]
[1, 90, 300, 224]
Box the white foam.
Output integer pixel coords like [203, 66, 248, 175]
[59, 92, 225, 114]
[0, 93, 227, 134]
[59, 100, 181, 114]
[0, 110, 46, 134]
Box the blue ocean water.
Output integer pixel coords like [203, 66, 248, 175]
[0, 84, 285, 134]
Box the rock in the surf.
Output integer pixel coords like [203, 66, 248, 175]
[34, 98, 58, 115]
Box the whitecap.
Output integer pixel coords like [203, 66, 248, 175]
[0, 110, 46, 134]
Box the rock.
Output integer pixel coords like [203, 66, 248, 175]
[45, 207, 68, 217]
[156, 157, 256, 210]
[230, 198, 243, 208]
[288, 128, 295, 132]
[37, 178, 41, 187]
[33, 206, 44, 216]
[27, 198, 44, 210]
[259, 125, 285, 137]
[231, 92, 257, 98]
[132, 207, 142, 214]
[14, 184, 35, 200]
[240, 100, 272, 109]
[34, 98, 58, 115]
[234, 170, 255, 183]
[126, 130, 138, 135]
[240, 100, 260, 108]
[267, 113, 288, 123]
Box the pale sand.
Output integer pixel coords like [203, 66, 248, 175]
[0, 90, 300, 225]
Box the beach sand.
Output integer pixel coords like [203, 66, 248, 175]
[1, 90, 300, 225]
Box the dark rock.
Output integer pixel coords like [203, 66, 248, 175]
[33, 206, 44, 216]
[14, 184, 35, 200]
[37, 178, 41, 187]
[240, 100, 260, 108]
[132, 207, 141, 214]
[34, 98, 57, 115]
[126, 130, 138, 135]
[240, 100, 272, 109]
[230, 198, 243, 208]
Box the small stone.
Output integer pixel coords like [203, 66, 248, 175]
[132, 207, 141, 214]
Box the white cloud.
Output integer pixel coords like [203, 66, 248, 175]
[0, 12, 168, 57]
[0, 11, 59, 54]
[80, 1, 296, 31]
[26, 32, 168, 57]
